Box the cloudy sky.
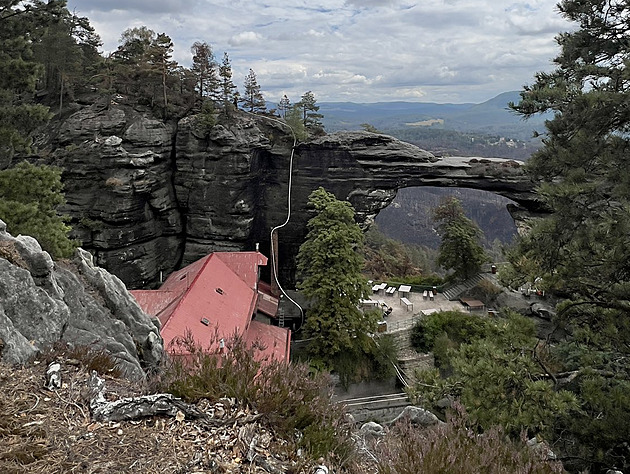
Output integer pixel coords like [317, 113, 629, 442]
[66, 0, 573, 104]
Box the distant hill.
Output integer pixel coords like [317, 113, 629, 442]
[319, 91, 549, 143]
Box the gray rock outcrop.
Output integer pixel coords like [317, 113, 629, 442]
[0, 219, 163, 379]
[385, 406, 444, 427]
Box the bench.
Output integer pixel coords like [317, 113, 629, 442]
[423, 290, 428, 300]
[429, 291, 434, 301]
[400, 297, 413, 312]
[386, 286, 396, 296]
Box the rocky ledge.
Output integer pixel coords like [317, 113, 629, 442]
[0, 219, 163, 380]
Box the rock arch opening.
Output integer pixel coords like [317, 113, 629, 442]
[374, 186, 519, 250]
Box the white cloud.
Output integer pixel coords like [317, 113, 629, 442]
[66, 0, 573, 103]
[228, 31, 263, 46]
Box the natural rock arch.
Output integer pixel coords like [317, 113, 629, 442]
[31, 106, 541, 288]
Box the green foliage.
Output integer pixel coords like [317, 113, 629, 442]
[32, 6, 102, 113]
[0, 0, 61, 160]
[195, 100, 217, 134]
[162, 331, 354, 461]
[433, 197, 487, 280]
[285, 104, 308, 141]
[277, 94, 291, 118]
[506, 2, 630, 469]
[297, 187, 379, 369]
[0, 162, 78, 258]
[241, 68, 265, 113]
[410, 310, 493, 353]
[297, 90, 324, 133]
[331, 331, 397, 388]
[367, 406, 564, 474]
[410, 312, 578, 438]
[218, 52, 238, 114]
[190, 41, 218, 100]
[450, 338, 577, 437]
[363, 224, 436, 281]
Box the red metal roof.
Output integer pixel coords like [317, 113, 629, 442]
[246, 320, 291, 362]
[132, 252, 289, 362]
[215, 252, 267, 289]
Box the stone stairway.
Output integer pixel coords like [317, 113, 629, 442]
[341, 392, 411, 423]
[441, 273, 485, 301]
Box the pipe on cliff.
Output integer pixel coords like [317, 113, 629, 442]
[242, 110, 304, 330]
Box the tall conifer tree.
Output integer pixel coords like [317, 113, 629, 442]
[241, 68, 266, 113]
[297, 188, 377, 366]
[508, 1, 630, 469]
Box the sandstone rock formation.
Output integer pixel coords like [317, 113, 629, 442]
[0, 219, 163, 379]
[27, 103, 539, 288]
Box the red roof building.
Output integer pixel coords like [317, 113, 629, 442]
[131, 252, 290, 362]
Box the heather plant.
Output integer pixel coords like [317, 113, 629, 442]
[161, 331, 354, 461]
[41, 343, 124, 378]
[364, 405, 564, 474]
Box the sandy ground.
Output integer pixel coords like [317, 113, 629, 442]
[363, 288, 467, 332]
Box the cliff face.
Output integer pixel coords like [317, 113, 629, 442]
[31, 103, 538, 288]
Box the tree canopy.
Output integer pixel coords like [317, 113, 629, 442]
[296, 187, 378, 368]
[505, 0, 630, 470]
[241, 68, 265, 113]
[433, 196, 487, 280]
[0, 161, 77, 258]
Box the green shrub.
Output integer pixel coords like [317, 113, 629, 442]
[196, 101, 217, 133]
[410, 311, 493, 353]
[329, 332, 397, 388]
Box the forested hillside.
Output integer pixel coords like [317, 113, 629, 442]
[375, 187, 517, 250]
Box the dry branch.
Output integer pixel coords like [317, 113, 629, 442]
[87, 370, 204, 422]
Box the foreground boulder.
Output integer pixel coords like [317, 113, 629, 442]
[0, 219, 163, 379]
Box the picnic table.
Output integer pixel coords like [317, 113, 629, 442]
[398, 285, 412, 298]
[372, 282, 387, 295]
[400, 296, 413, 311]
[360, 299, 379, 308]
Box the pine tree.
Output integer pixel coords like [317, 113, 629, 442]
[297, 90, 323, 132]
[190, 41, 218, 100]
[112, 26, 156, 98]
[297, 187, 378, 366]
[218, 52, 238, 114]
[277, 94, 290, 118]
[508, 1, 630, 470]
[433, 197, 487, 280]
[32, 8, 101, 114]
[284, 103, 307, 141]
[0, 0, 61, 162]
[241, 68, 266, 113]
[0, 162, 77, 258]
[147, 33, 177, 114]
